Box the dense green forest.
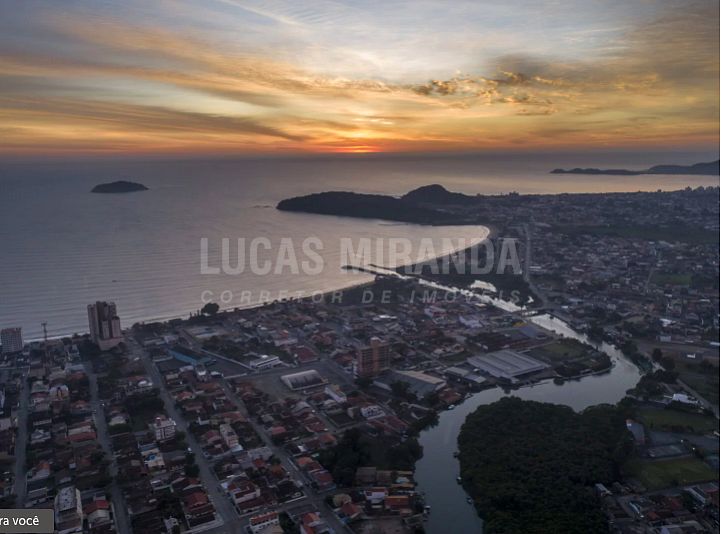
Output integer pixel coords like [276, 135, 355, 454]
[458, 397, 633, 534]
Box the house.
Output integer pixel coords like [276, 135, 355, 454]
[364, 487, 388, 505]
[299, 512, 330, 534]
[227, 479, 261, 505]
[324, 384, 347, 404]
[310, 469, 335, 491]
[84, 498, 111, 530]
[249, 511, 279, 534]
[340, 501, 362, 521]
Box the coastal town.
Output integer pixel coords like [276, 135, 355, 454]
[0, 185, 718, 534]
[0, 239, 718, 534]
[1, 0, 718, 531]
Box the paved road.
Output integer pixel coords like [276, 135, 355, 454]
[12, 373, 29, 506]
[132, 342, 239, 533]
[217, 379, 348, 533]
[132, 336, 348, 533]
[522, 223, 550, 309]
[86, 365, 132, 534]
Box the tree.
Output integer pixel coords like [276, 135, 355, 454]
[457, 398, 631, 534]
[651, 348, 663, 362]
[354, 377, 372, 389]
[201, 302, 220, 316]
[185, 463, 199, 477]
[390, 381, 416, 401]
[279, 512, 299, 534]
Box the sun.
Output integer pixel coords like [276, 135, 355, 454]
[333, 145, 379, 153]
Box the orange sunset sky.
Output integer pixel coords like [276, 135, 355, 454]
[0, 0, 718, 156]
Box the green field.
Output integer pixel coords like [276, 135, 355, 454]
[624, 457, 717, 491]
[636, 407, 719, 434]
[650, 272, 692, 286]
[530, 338, 589, 363]
[679, 372, 720, 407]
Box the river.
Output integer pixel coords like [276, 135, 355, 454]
[414, 313, 642, 533]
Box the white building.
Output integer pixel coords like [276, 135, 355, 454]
[324, 384, 347, 404]
[249, 511, 279, 534]
[360, 405, 384, 419]
[249, 354, 281, 370]
[151, 415, 177, 442]
[219, 423, 239, 449]
[0, 327, 23, 354]
[55, 486, 83, 534]
[671, 393, 699, 405]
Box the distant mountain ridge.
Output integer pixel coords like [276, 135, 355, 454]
[551, 160, 719, 176]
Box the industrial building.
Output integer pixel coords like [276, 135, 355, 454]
[466, 349, 548, 382]
[374, 369, 446, 398]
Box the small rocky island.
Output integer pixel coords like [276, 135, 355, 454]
[551, 160, 719, 176]
[91, 180, 148, 193]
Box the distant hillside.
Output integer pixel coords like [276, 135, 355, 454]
[646, 160, 719, 175]
[551, 160, 719, 176]
[276, 190, 458, 224]
[91, 180, 148, 193]
[401, 184, 480, 205]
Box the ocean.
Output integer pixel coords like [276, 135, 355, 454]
[1, 153, 716, 339]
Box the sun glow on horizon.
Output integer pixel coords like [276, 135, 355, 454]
[0, 0, 717, 157]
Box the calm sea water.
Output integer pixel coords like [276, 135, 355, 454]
[0, 154, 716, 339]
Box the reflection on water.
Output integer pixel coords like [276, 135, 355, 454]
[415, 313, 641, 534]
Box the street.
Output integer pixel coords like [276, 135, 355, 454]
[85, 365, 132, 534]
[131, 338, 348, 534]
[216, 380, 348, 533]
[133, 343, 238, 533]
[12, 372, 29, 507]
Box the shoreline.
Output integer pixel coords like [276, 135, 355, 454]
[28, 225, 491, 342]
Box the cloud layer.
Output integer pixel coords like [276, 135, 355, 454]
[0, 0, 717, 155]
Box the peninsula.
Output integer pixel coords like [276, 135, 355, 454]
[551, 160, 719, 176]
[91, 180, 148, 193]
[277, 189, 471, 224]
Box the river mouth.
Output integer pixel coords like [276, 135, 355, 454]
[413, 310, 642, 534]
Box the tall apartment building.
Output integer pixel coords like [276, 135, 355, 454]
[87, 301, 122, 350]
[354, 337, 391, 378]
[0, 327, 23, 354]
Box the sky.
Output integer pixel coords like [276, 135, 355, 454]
[0, 0, 718, 156]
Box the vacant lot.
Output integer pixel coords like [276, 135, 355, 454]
[637, 407, 718, 434]
[624, 457, 716, 491]
[679, 371, 720, 407]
